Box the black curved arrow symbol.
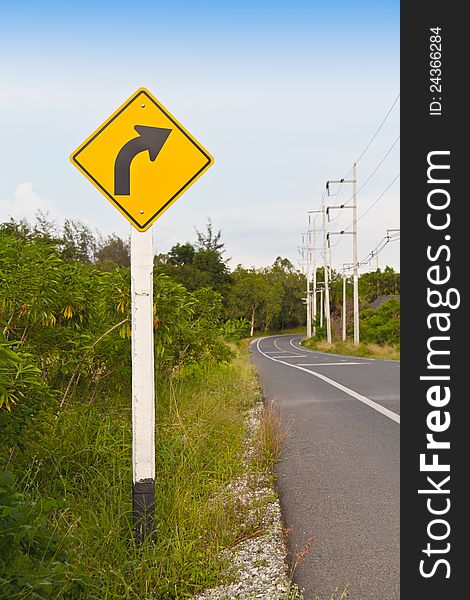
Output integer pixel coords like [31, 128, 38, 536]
[114, 125, 172, 195]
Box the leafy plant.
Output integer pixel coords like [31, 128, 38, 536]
[220, 317, 250, 341]
[0, 471, 88, 598]
[359, 298, 400, 346]
[0, 334, 56, 455]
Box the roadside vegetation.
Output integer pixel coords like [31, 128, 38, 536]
[302, 296, 400, 359]
[0, 213, 398, 597]
[302, 338, 400, 360]
[0, 216, 296, 598]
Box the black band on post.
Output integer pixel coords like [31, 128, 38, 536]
[132, 478, 155, 544]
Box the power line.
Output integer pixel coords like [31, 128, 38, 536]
[342, 135, 400, 207]
[306, 92, 400, 306]
[355, 173, 400, 225]
[341, 229, 400, 274]
[337, 93, 400, 181]
[355, 94, 400, 164]
[327, 235, 343, 250]
[339, 171, 399, 238]
[323, 165, 359, 343]
[361, 232, 400, 266]
[318, 167, 400, 276]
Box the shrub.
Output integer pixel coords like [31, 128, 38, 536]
[359, 298, 400, 346]
[0, 335, 56, 456]
[0, 471, 88, 598]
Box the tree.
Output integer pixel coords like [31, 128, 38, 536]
[227, 267, 270, 336]
[95, 234, 130, 270]
[153, 252, 169, 266]
[0, 218, 30, 241]
[262, 279, 285, 332]
[265, 257, 305, 330]
[360, 298, 400, 345]
[195, 219, 225, 255]
[33, 211, 60, 245]
[359, 267, 400, 304]
[168, 242, 195, 266]
[60, 219, 96, 263]
[159, 223, 231, 295]
[193, 249, 231, 289]
[225, 257, 306, 335]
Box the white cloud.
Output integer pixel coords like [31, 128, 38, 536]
[0, 182, 64, 225]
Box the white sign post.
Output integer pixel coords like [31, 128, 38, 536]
[70, 87, 214, 545]
[131, 226, 155, 543]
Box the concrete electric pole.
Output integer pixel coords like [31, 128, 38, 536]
[299, 235, 312, 339]
[322, 209, 332, 343]
[308, 209, 331, 343]
[326, 165, 360, 345]
[352, 163, 359, 345]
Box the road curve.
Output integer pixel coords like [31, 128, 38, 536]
[250, 334, 399, 600]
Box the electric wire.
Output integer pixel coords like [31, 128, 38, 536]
[355, 173, 400, 225]
[306, 92, 400, 277]
[343, 172, 400, 232]
[337, 93, 400, 181]
[355, 94, 400, 165]
[340, 135, 400, 207]
[341, 232, 400, 274]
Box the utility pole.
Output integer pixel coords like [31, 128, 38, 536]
[322, 208, 332, 343]
[341, 263, 354, 341]
[307, 232, 313, 338]
[352, 162, 359, 345]
[312, 249, 317, 338]
[326, 164, 359, 345]
[299, 235, 312, 339]
[307, 216, 322, 339]
[309, 209, 331, 343]
[306, 260, 312, 338]
[320, 287, 324, 328]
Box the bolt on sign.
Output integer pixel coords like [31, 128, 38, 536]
[70, 87, 214, 231]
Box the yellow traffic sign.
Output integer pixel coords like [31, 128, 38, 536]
[70, 88, 214, 231]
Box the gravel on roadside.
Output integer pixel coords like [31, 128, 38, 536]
[193, 403, 303, 600]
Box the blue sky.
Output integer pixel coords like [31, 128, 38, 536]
[0, 0, 399, 270]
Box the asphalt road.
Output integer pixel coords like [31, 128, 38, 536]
[250, 334, 399, 600]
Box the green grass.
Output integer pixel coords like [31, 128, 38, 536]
[255, 400, 285, 472]
[301, 338, 400, 360]
[6, 346, 265, 599]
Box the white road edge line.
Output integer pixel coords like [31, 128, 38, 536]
[268, 336, 305, 356]
[289, 335, 399, 364]
[289, 336, 302, 350]
[296, 362, 366, 366]
[257, 337, 400, 425]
